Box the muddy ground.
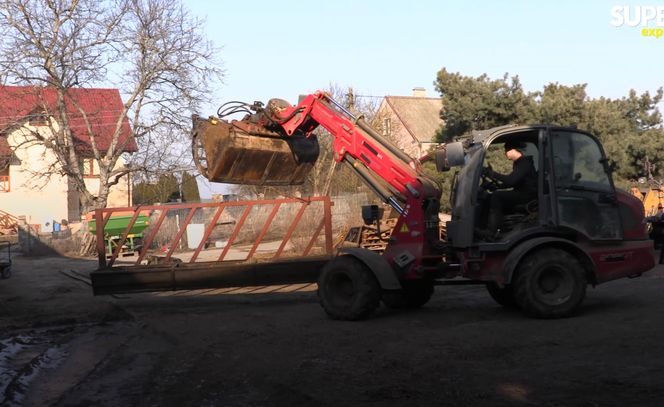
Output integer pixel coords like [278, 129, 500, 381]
[1, 253, 664, 407]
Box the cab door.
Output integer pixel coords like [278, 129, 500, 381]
[549, 130, 623, 240]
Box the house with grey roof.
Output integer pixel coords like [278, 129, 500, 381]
[374, 87, 444, 158]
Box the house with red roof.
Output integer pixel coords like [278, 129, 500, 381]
[374, 87, 444, 158]
[0, 86, 137, 230]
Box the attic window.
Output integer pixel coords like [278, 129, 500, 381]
[29, 113, 48, 126]
[383, 118, 392, 137]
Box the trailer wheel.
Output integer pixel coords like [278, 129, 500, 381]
[382, 280, 434, 309]
[513, 248, 586, 318]
[486, 283, 518, 308]
[317, 256, 381, 321]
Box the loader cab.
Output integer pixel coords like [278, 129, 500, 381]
[478, 130, 541, 238]
[546, 129, 622, 240]
[445, 125, 623, 248]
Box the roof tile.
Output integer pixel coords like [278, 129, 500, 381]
[384, 96, 443, 143]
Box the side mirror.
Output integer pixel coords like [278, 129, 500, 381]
[435, 141, 465, 172]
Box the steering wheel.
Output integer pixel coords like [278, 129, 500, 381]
[480, 166, 502, 192]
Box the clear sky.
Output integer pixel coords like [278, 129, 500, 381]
[188, 0, 663, 108]
[188, 0, 664, 196]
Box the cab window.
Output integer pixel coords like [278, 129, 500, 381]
[550, 132, 611, 191]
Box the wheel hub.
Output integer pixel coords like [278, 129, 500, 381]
[329, 273, 355, 307]
[536, 267, 573, 305]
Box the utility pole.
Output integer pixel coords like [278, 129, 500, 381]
[346, 86, 355, 112]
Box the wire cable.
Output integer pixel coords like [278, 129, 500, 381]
[216, 101, 255, 119]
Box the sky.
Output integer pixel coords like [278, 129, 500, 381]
[188, 0, 664, 196]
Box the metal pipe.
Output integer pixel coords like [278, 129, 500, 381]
[344, 157, 389, 201]
[190, 206, 226, 263]
[355, 117, 414, 165]
[95, 197, 333, 270]
[344, 157, 404, 215]
[165, 207, 198, 261]
[274, 201, 310, 258]
[95, 209, 106, 269]
[90, 256, 332, 295]
[322, 197, 333, 253]
[324, 94, 413, 166]
[303, 218, 326, 256]
[108, 209, 142, 267]
[246, 203, 282, 260]
[325, 95, 356, 120]
[218, 205, 252, 261]
[136, 209, 169, 265]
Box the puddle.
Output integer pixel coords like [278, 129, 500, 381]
[0, 335, 38, 395]
[0, 328, 71, 406]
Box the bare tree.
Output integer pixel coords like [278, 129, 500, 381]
[0, 0, 223, 212]
[310, 84, 379, 196]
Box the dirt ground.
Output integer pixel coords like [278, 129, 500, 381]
[2, 253, 664, 407]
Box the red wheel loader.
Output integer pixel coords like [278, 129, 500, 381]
[192, 91, 655, 320]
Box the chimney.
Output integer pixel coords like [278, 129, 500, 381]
[412, 87, 426, 97]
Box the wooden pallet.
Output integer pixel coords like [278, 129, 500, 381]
[0, 210, 17, 235]
[341, 217, 447, 254]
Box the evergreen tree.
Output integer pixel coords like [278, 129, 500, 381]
[181, 172, 201, 202]
[434, 69, 536, 142]
[433, 68, 664, 187]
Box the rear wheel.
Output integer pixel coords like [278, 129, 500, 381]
[382, 280, 435, 309]
[1, 266, 10, 279]
[486, 283, 518, 308]
[513, 248, 587, 318]
[317, 256, 381, 321]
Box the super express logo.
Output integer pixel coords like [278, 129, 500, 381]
[610, 5, 664, 38]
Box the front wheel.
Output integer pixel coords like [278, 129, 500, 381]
[382, 280, 434, 309]
[317, 256, 381, 321]
[486, 283, 518, 308]
[513, 248, 587, 318]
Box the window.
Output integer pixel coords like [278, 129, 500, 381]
[0, 165, 9, 192]
[551, 131, 611, 191]
[80, 158, 99, 178]
[551, 131, 620, 240]
[28, 112, 48, 126]
[383, 118, 392, 137]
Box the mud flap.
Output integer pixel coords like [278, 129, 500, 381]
[338, 247, 402, 290]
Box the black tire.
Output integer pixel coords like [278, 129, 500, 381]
[1, 266, 10, 279]
[317, 256, 381, 321]
[382, 280, 435, 309]
[486, 283, 518, 308]
[513, 248, 587, 318]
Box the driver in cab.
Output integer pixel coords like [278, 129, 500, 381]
[482, 140, 537, 239]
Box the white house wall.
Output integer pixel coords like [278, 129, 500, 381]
[1, 125, 70, 229]
[83, 164, 131, 209]
[1, 124, 132, 230]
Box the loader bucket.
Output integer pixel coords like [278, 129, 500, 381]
[192, 115, 319, 186]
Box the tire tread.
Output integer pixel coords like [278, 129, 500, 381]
[513, 248, 587, 318]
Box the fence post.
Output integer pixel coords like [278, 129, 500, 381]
[95, 209, 106, 269]
[323, 196, 333, 254]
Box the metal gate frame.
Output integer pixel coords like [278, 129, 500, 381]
[94, 196, 334, 269]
